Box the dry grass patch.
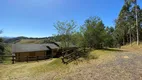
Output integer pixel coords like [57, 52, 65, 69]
[121, 42, 142, 52]
[0, 48, 121, 80]
[30, 58, 70, 74]
[90, 48, 122, 58]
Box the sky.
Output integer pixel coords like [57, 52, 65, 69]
[0, 0, 142, 37]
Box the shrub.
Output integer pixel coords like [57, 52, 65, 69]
[88, 54, 99, 59]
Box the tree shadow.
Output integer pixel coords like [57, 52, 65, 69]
[101, 48, 125, 52]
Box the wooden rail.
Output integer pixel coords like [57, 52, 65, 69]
[61, 49, 81, 64]
[0, 55, 48, 64]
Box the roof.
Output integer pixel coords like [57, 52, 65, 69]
[12, 44, 49, 53]
[12, 42, 76, 53]
[53, 42, 76, 48]
[43, 43, 59, 49]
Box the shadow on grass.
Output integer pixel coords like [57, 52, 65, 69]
[100, 48, 125, 52]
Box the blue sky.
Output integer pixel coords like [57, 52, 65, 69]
[0, 0, 142, 37]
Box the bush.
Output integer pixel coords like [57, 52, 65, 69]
[88, 54, 99, 59]
[80, 49, 99, 60]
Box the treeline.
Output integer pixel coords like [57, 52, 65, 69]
[53, 17, 115, 49]
[53, 0, 142, 49]
[3, 36, 54, 43]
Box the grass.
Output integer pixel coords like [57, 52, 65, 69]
[90, 48, 121, 57]
[0, 48, 120, 80]
[121, 42, 142, 52]
[30, 58, 69, 74]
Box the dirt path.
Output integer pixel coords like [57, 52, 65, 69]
[63, 51, 142, 80]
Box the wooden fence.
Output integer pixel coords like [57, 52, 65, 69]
[61, 48, 82, 64]
[0, 55, 49, 64]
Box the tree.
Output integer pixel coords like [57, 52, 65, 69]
[132, 0, 139, 45]
[114, 0, 142, 46]
[104, 27, 115, 47]
[0, 30, 5, 62]
[54, 20, 77, 47]
[81, 17, 107, 49]
[125, 0, 140, 45]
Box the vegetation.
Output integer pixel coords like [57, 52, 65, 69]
[54, 20, 77, 48]
[52, 0, 142, 50]
[0, 31, 5, 62]
[114, 0, 142, 46]
[54, 17, 115, 49]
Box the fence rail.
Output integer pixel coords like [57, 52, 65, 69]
[0, 55, 49, 64]
[61, 48, 82, 64]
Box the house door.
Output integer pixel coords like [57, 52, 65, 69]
[46, 46, 52, 58]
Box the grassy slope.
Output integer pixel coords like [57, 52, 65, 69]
[0, 48, 121, 80]
[121, 42, 142, 52]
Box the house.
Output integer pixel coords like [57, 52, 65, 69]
[12, 43, 59, 62]
[12, 42, 77, 62]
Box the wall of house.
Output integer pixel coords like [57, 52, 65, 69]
[52, 49, 59, 57]
[15, 51, 46, 62]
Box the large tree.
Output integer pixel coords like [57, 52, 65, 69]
[82, 17, 108, 49]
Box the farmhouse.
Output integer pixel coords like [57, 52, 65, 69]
[12, 42, 77, 62]
[12, 43, 59, 62]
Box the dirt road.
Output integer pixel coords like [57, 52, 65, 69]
[63, 51, 142, 80]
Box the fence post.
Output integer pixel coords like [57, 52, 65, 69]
[44, 55, 46, 60]
[26, 56, 28, 63]
[37, 56, 38, 62]
[12, 56, 15, 64]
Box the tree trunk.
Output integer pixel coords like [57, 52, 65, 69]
[130, 32, 132, 46]
[123, 37, 125, 45]
[135, 2, 139, 45]
[130, 26, 132, 46]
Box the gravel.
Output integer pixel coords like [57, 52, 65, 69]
[63, 52, 142, 80]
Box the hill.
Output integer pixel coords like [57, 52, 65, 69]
[16, 39, 45, 44]
[3, 36, 54, 44]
